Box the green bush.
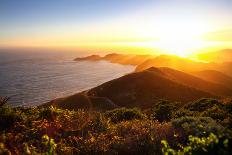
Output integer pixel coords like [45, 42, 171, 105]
[172, 117, 225, 137]
[162, 133, 232, 155]
[201, 105, 228, 121]
[104, 108, 144, 123]
[88, 113, 110, 132]
[225, 100, 232, 114]
[186, 98, 221, 112]
[38, 106, 59, 121]
[173, 108, 198, 118]
[152, 100, 177, 122]
[0, 106, 22, 131]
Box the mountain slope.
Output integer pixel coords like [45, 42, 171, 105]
[153, 67, 232, 96]
[191, 70, 232, 87]
[46, 67, 217, 110]
[87, 68, 215, 109]
[135, 54, 232, 76]
[74, 55, 101, 61]
[135, 55, 212, 72]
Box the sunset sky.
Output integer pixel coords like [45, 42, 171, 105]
[1, 0, 232, 56]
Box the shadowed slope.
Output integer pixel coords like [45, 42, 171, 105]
[87, 67, 215, 109]
[192, 70, 232, 88]
[154, 67, 232, 96]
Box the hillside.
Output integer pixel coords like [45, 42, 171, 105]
[135, 55, 212, 72]
[46, 67, 218, 110]
[192, 70, 232, 87]
[87, 67, 216, 108]
[135, 54, 232, 76]
[154, 67, 232, 96]
[74, 54, 102, 61]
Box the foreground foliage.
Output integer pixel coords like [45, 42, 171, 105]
[0, 98, 232, 154]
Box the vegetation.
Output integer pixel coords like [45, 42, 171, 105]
[0, 97, 232, 154]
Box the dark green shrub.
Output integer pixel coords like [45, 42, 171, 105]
[88, 113, 109, 132]
[172, 117, 225, 137]
[38, 106, 59, 121]
[173, 108, 198, 118]
[201, 105, 228, 121]
[186, 98, 221, 112]
[104, 108, 144, 123]
[0, 106, 22, 131]
[152, 100, 177, 122]
[162, 133, 232, 155]
[225, 100, 232, 114]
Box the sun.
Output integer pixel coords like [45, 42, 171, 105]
[151, 19, 209, 57]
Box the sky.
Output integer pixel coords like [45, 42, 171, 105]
[1, 0, 232, 55]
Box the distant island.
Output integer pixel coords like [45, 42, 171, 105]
[74, 53, 155, 66]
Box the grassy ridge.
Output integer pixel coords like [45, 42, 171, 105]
[1, 98, 232, 154]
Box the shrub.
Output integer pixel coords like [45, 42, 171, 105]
[104, 108, 144, 123]
[162, 133, 232, 155]
[201, 105, 228, 121]
[173, 108, 198, 118]
[111, 119, 174, 154]
[1, 98, 232, 154]
[225, 100, 232, 114]
[38, 106, 59, 121]
[171, 117, 225, 137]
[186, 98, 221, 112]
[0, 143, 11, 155]
[152, 100, 177, 122]
[41, 134, 57, 154]
[88, 113, 109, 132]
[0, 106, 22, 131]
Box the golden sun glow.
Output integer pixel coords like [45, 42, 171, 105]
[150, 19, 211, 57]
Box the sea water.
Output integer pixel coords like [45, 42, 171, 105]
[0, 50, 134, 107]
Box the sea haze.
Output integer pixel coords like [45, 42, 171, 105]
[0, 50, 134, 107]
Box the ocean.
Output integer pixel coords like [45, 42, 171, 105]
[0, 50, 134, 107]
